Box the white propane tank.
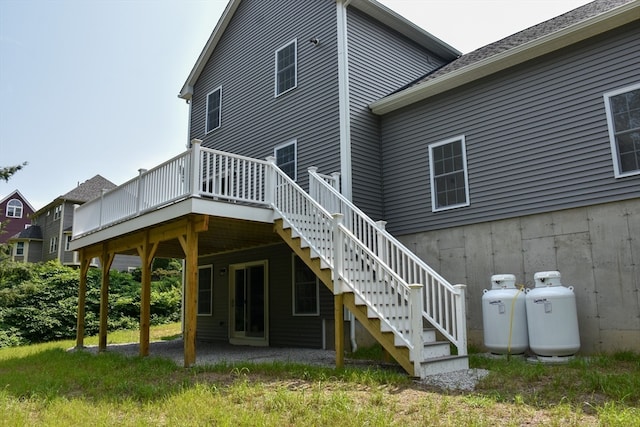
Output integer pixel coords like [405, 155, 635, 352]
[482, 274, 528, 355]
[526, 271, 580, 359]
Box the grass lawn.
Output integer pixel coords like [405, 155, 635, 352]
[1, 323, 638, 426]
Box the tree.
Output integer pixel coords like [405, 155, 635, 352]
[0, 162, 27, 182]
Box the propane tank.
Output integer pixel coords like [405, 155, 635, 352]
[482, 274, 528, 355]
[526, 271, 580, 359]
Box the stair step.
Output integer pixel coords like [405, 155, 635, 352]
[419, 355, 469, 377]
[419, 341, 451, 359]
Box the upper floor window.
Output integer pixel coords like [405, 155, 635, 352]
[65, 234, 72, 251]
[53, 204, 62, 220]
[275, 139, 297, 180]
[275, 39, 297, 97]
[206, 86, 222, 133]
[604, 83, 640, 177]
[6, 199, 23, 218]
[429, 136, 470, 212]
[292, 255, 319, 316]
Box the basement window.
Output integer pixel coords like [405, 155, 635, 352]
[292, 255, 319, 316]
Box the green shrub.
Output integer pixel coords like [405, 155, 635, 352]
[0, 260, 182, 347]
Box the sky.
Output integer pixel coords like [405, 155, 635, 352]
[0, 0, 592, 210]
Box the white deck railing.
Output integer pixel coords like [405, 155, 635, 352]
[308, 167, 467, 357]
[72, 141, 270, 238]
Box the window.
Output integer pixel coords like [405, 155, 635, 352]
[6, 199, 23, 218]
[429, 136, 470, 211]
[53, 205, 62, 220]
[275, 140, 297, 180]
[275, 39, 297, 96]
[205, 86, 222, 133]
[49, 237, 58, 253]
[14, 242, 24, 256]
[65, 234, 72, 251]
[292, 255, 319, 316]
[198, 265, 213, 315]
[604, 83, 640, 177]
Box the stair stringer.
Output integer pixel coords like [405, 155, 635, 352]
[274, 219, 416, 376]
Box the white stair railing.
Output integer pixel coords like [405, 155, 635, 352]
[308, 167, 467, 356]
[267, 158, 421, 361]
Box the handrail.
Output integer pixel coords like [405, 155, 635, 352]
[268, 160, 415, 350]
[308, 167, 467, 355]
[72, 143, 271, 238]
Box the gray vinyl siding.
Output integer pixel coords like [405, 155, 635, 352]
[189, 0, 341, 191]
[347, 7, 447, 220]
[381, 23, 640, 235]
[196, 244, 333, 348]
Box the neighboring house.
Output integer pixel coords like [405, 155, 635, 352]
[10, 175, 140, 271]
[70, 0, 639, 378]
[0, 190, 35, 244]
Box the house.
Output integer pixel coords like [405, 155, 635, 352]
[70, 0, 639, 377]
[10, 175, 140, 271]
[0, 190, 35, 245]
[369, 0, 640, 354]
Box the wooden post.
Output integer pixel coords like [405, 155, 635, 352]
[98, 245, 115, 352]
[137, 232, 158, 357]
[75, 251, 91, 349]
[180, 217, 199, 367]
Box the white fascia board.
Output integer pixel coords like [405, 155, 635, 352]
[178, 0, 241, 100]
[349, 0, 461, 60]
[370, 1, 640, 115]
[69, 197, 273, 251]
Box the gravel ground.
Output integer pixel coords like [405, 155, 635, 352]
[77, 339, 488, 391]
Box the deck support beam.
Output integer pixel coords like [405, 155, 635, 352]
[98, 244, 115, 352]
[75, 251, 91, 349]
[137, 232, 159, 357]
[178, 215, 206, 367]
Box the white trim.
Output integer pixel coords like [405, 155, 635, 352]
[274, 139, 297, 180]
[205, 86, 223, 134]
[603, 82, 640, 178]
[197, 264, 214, 316]
[428, 135, 470, 212]
[291, 254, 320, 316]
[5, 199, 23, 218]
[336, 0, 353, 201]
[274, 39, 297, 97]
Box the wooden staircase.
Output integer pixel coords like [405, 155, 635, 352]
[274, 218, 468, 378]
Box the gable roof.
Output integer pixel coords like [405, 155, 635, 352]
[61, 175, 116, 204]
[370, 0, 640, 114]
[34, 175, 116, 217]
[178, 0, 461, 100]
[0, 189, 36, 213]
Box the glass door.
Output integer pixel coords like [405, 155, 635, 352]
[229, 261, 268, 345]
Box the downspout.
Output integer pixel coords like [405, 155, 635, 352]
[336, 0, 357, 353]
[336, 0, 352, 202]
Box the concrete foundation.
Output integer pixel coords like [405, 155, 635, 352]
[397, 199, 640, 354]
